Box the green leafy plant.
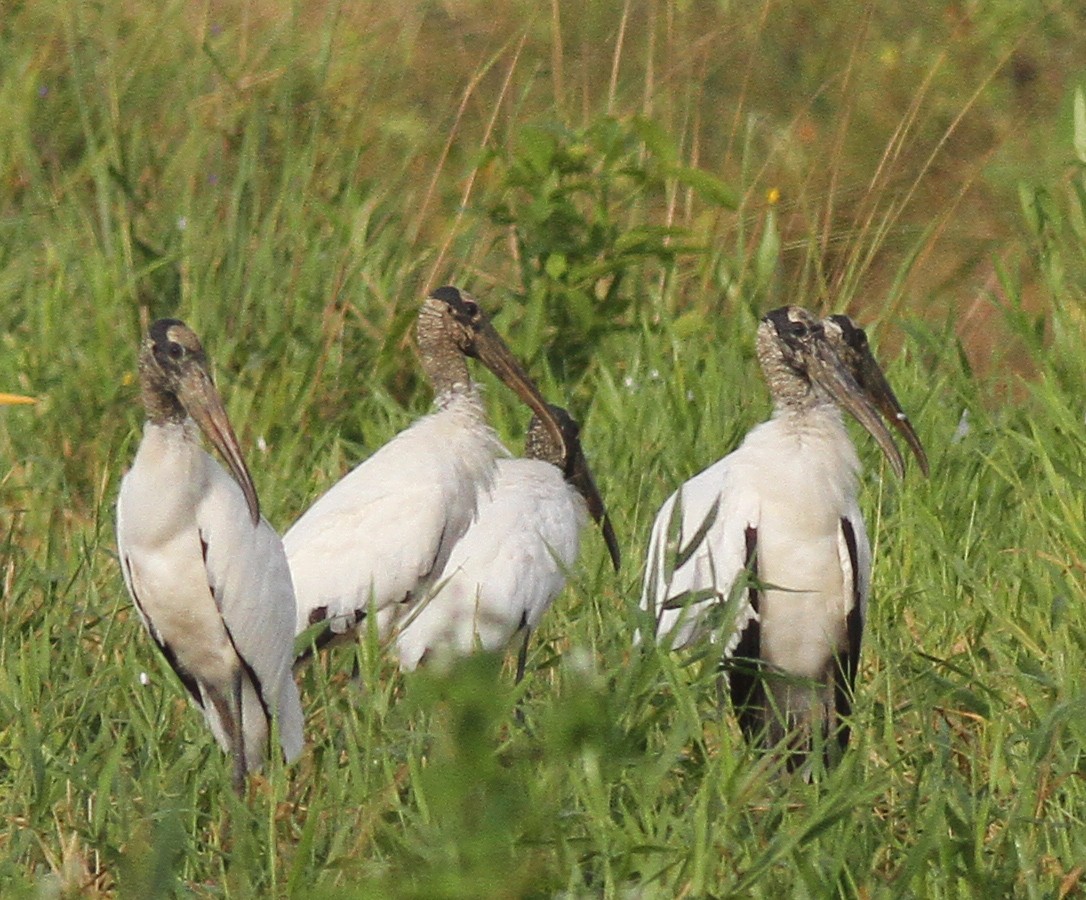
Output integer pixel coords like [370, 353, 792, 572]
[483, 116, 734, 379]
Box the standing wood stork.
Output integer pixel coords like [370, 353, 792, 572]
[640, 307, 926, 764]
[286, 286, 565, 652]
[395, 405, 621, 680]
[116, 319, 303, 792]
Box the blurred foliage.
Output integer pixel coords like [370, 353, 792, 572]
[482, 116, 732, 379]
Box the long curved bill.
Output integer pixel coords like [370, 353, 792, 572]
[178, 369, 261, 525]
[566, 445, 622, 572]
[846, 345, 929, 476]
[470, 321, 568, 460]
[0, 393, 34, 405]
[807, 339, 908, 479]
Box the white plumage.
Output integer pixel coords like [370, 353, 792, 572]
[286, 390, 502, 640]
[395, 406, 619, 677]
[646, 406, 869, 652]
[641, 307, 925, 761]
[116, 319, 303, 792]
[396, 454, 585, 671]
[287, 286, 566, 650]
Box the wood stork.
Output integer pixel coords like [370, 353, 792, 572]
[116, 319, 304, 792]
[395, 405, 621, 680]
[640, 307, 926, 764]
[286, 286, 565, 653]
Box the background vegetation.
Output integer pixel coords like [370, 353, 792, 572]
[1, 0, 1085, 895]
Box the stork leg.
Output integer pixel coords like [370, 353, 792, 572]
[784, 685, 820, 774]
[831, 607, 862, 754]
[207, 672, 247, 795]
[512, 628, 533, 727]
[514, 627, 531, 686]
[231, 672, 247, 794]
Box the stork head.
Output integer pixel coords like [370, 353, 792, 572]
[526, 405, 621, 572]
[824, 314, 928, 476]
[419, 285, 566, 459]
[139, 319, 261, 524]
[758, 306, 925, 478]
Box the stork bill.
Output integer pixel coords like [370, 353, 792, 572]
[116, 319, 303, 792]
[823, 314, 929, 477]
[0, 393, 34, 405]
[287, 286, 565, 654]
[396, 405, 620, 680]
[641, 306, 925, 768]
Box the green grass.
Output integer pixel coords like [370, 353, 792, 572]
[2, 1, 1086, 896]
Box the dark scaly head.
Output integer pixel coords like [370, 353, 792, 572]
[139, 319, 261, 524]
[758, 306, 909, 478]
[757, 307, 837, 407]
[526, 405, 621, 572]
[418, 286, 565, 453]
[416, 286, 481, 397]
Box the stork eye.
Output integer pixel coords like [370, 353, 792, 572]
[154, 340, 186, 366]
[461, 299, 480, 319]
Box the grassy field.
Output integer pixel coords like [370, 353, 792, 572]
[2, 1, 1086, 896]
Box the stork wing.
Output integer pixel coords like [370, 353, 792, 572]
[838, 498, 872, 623]
[285, 411, 502, 640]
[198, 473, 304, 763]
[396, 458, 585, 670]
[640, 454, 761, 653]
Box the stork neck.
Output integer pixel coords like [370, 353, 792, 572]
[771, 397, 844, 433]
[422, 350, 473, 401]
[138, 349, 186, 426]
[416, 309, 473, 399]
[433, 379, 485, 416]
[766, 374, 826, 416]
[772, 385, 831, 415]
